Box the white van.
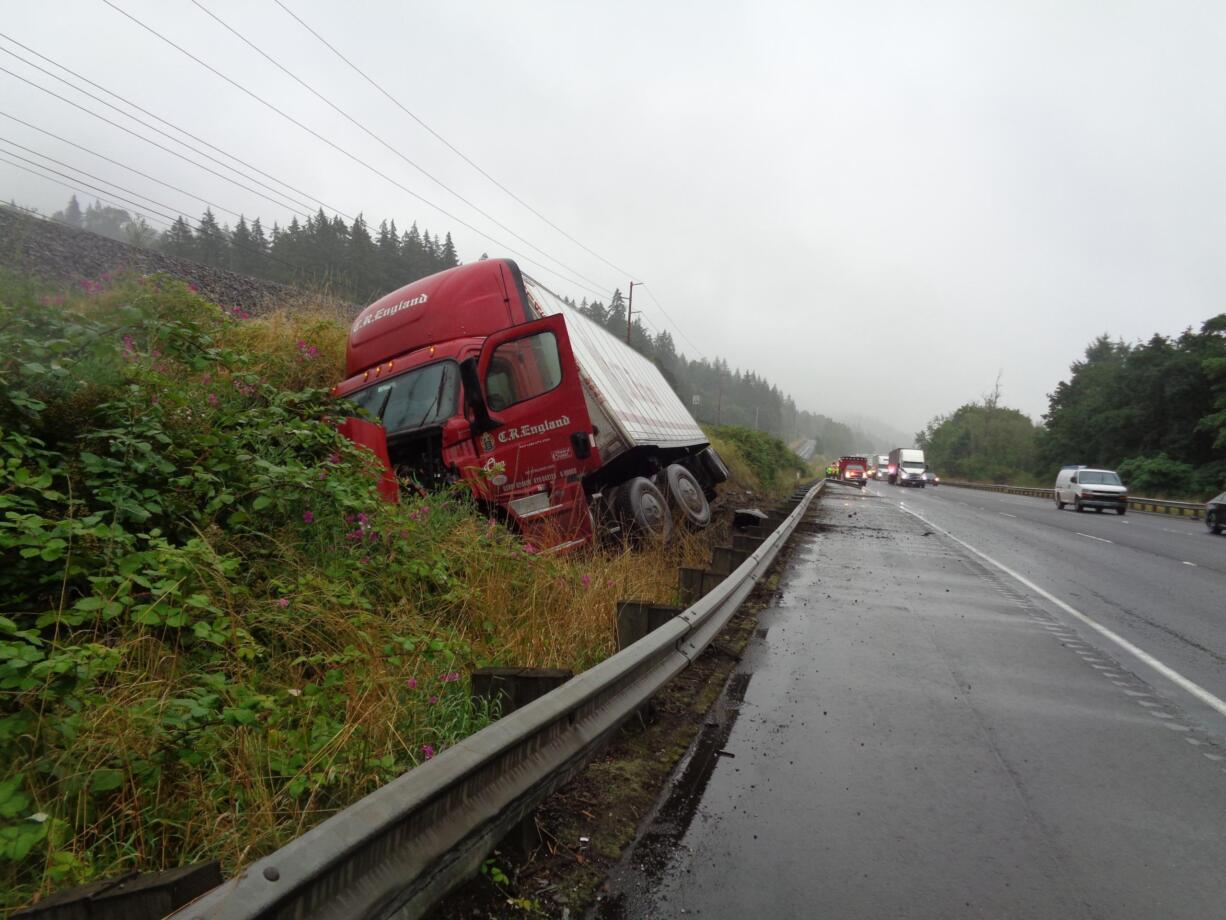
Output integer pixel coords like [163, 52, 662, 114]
[1054, 466, 1128, 515]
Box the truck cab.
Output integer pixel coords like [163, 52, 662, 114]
[334, 259, 727, 550]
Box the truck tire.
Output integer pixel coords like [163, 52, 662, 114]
[664, 464, 712, 528]
[616, 476, 674, 543]
[1056, 496, 1065, 509]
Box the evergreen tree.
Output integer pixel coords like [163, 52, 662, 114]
[52, 195, 83, 228]
[195, 208, 228, 267]
[161, 216, 196, 260]
[605, 289, 626, 337]
[230, 216, 254, 273]
[441, 232, 458, 267]
[346, 214, 377, 300]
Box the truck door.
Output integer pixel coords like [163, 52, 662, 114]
[469, 314, 601, 544]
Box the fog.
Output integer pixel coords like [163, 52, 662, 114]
[3, 0, 1224, 437]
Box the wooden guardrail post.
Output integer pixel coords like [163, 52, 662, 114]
[616, 601, 683, 650]
[12, 862, 223, 920]
[471, 667, 573, 716]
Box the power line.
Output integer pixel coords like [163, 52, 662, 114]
[0, 63, 316, 220]
[0, 43, 313, 217]
[1, 154, 310, 277]
[101, 0, 616, 302]
[0, 131, 244, 221]
[190, 0, 616, 297]
[0, 32, 352, 221]
[0, 146, 179, 224]
[273, 0, 637, 281]
[643, 285, 706, 359]
[1, 153, 177, 230]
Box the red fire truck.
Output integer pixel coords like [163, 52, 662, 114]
[334, 259, 728, 551]
[837, 455, 869, 485]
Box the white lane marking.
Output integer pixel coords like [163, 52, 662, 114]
[1183, 561, 1197, 567]
[1163, 723, 1192, 732]
[999, 512, 1017, 518]
[1185, 738, 1202, 746]
[1075, 532, 1114, 544]
[1205, 753, 1224, 762]
[899, 502, 1226, 720]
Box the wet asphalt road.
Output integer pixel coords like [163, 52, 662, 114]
[594, 482, 1226, 919]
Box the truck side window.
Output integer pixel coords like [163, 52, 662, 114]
[485, 331, 563, 409]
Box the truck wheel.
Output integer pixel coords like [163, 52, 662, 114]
[1075, 500, 1084, 512]
[665, 464, 712, 528]
[1207, 509, 1221, 533]
[1056, 496, 1065, 509]
[616, 476, 674, 542]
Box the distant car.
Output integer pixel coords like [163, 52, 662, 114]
[924, 471, 940, 486]
[1207, 492, 1226, 534]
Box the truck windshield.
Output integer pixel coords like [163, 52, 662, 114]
[346, 361, 459, 433]
[1081, 470, 1122, 486]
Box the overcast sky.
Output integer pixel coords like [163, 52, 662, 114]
[3, 1, 1224, 437]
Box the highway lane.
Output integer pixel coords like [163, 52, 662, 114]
[595, 483, 1226, 919]
[890, 483, 1226, 726]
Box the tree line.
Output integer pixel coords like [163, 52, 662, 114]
[917, 317, 1226, 498]
[45, 195, 879, 457]
[51, 196, 459, 304]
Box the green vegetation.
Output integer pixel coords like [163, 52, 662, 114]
[919, 317, 1226, 499]
[705, 425, 811, 493]
[0, 271, 720, 911]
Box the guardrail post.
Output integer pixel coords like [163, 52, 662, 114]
[732, 533, 765, 553]
[616, 601, 683, 650]
[470, 668, 573, 717]
[12, 862, 222, 920]
[709, 545, 751, 575]
[678, 567, 726, 606]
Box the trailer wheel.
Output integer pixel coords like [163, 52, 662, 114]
[664, 464, 712, 529]
[616, 476, 674, 543]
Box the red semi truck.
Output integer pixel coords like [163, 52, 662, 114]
[333, 259, 729, 551]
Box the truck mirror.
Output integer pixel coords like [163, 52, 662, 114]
[460, 357, 499, 434]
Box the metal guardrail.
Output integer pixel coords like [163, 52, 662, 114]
[941, 480, 1204, 518]
[171, 482, 825, 920]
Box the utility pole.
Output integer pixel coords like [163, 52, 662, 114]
[627, 281, 641, 344]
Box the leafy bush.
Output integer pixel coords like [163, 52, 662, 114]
[0, 272, 703, 910]
[705, 425, 810, 492]
[1116, 454, 1225, 500]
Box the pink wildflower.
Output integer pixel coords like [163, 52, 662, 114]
[302, 510, 314, 524]
[328, 452, 341, 465]
[276, 598, 290, 608]
[440, 672, 460, 683]
[521, 543, 538, 555]
[428, 695, 439, 705]
[581, 574, 592, 588]
[406, 677, 418, 690]
[207, 393, 219, 407]
[421, 744, 435, 760]
[188, 283, 199, 292]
